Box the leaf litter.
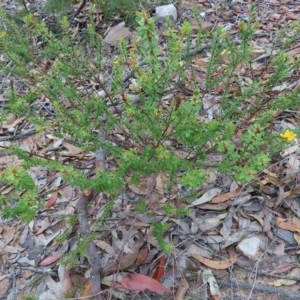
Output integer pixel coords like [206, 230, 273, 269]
[1, 0, 300, 299]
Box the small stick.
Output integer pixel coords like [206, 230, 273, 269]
[77, 189, 102, 300]
[20, 0, 30, 13]
[71, 0, 87, 21]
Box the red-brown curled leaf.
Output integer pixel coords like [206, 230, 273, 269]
[119, 274, 171, 293]
[45, 191, 58, 208]
[39, 253, 62, 266]
[152, 255, 165, 281]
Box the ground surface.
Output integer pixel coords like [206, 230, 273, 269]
[1, 0, 300, 299]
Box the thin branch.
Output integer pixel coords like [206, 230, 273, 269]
[77, 189, 102, 300]
[20, 0, 30, 13]
[70, 0, 87, 21]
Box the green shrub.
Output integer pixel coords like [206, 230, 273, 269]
[0, 5, 299, 250]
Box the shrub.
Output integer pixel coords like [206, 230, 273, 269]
[0, 5, 299, 248]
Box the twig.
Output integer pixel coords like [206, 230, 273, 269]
[0, 126, 36, 141]
[21, 267, 56, 277]
[11, 265, 16, 300]
[77, 189, 102, 300]
[71, 0, 87, 21]
[251, 52, 271, 63]
[20, 0, 30, 13]
[95, 129, 106, 171]
[216, 280, 300, 299]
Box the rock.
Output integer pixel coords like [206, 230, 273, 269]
[236, 237, 260, 260]
[155, 4, 177, 27]
[104, 23, 134, 45]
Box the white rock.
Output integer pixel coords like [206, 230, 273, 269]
[155, 4, 177, 26]
[236, 237, 260, 260]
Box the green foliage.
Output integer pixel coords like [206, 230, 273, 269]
[135, 201, 147, 213]
[22, 294, 38, 300]
[2, 166, 36, 190]
[153, 223, 173, 253]
[180, 170, 206, 189]
[44, 0, 74, 15]
[1, 191, 39, 222]
[42, 0, 76, 30]
[0, 5, 299, 253]
[55, 227, 74, 245]
[163, 204, 191, 217]
[274, 20, 300, 46]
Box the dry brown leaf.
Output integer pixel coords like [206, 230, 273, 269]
[155, 173, 165, 195]
[274, 186, 284, 209]
[173, 150, 196, 159]
[135, 246, 148, 266]
[192, 57, 209, 72]
[0, 240, 25, 253]
[292, 216, 300, 228]
[273, 243, 285, 256]
[104, 26, 134, 45]
[199, 202, 231, 210]
[260, 176, 280, 186]
[263, 169, 279, 178]
[120, 252, 139, 269]
[287, 47, 300, 58]
[263, 205, 272, 237]
[203, 268, 221, 299]
[267, 22, 273, 30]
[81, 280, 92, 298]
[181, 0, 205, 9]
[286, 154, 300, 178]
[211, 187, 241, 203]
[175, 277, 189, 300]
[59, 141, 83, 157]
[39, 253, 62, 266]
[2, 226, 15, 245]
[245, 212, 264, 227]
[259, 255, 291, 273]
[62, 185, 73, 200]
[275, 217, 300, 233]
[95, 240, 116, 256]
[35, 218, 52, 235]
[192, 254, 239, 270]
[288, 186, 300, 197]
[280, 144, 299, 157]
[1, 116, 25, 129]
[293, 232, 300, 244]
[61, 269, 75, 297]
[188, 188, 222, 207]
[272, 261, 294, 274]
[286, 12, 299, 20]
[128, 176, 154, 195]
[45, 191, 58, 208]
[271, 279, 296, 286]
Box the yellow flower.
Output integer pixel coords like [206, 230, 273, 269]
[280, 130, 297, 141]
[113, 60, 119, 66]
[0, 31, 6, 38]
